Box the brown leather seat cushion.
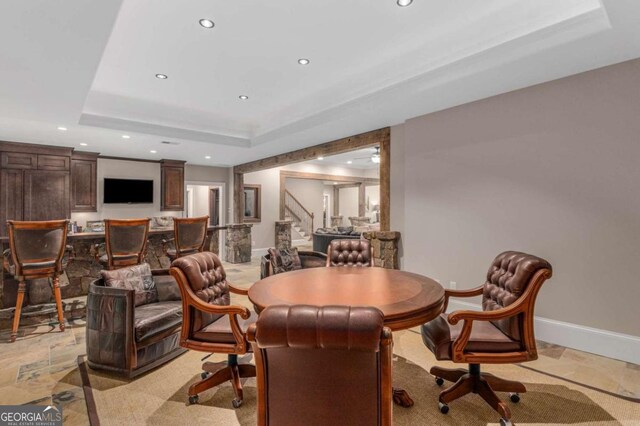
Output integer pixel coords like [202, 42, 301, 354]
[134, 301, 182, 343]
[421, 313, 521, 360]
[193, 310, 257, 344]
[22, 260, 57, 270]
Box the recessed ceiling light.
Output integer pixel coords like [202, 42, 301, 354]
[199, 19, 215, 28]
[57, 126, 67, 131]
[333, 182, 338, 185]
[155, 74, 168, 79]
[397, 0, 413, 6]
[239, 95, 249, 100]
[80, 143, 88, 146]
[298, 58, 310, 65]
[317, 156, 324, 160]
[205, 155, 211, 159]
[150, 150, 157, 154]
[122, 135, 130, 139]
[347, 160, 353, 164]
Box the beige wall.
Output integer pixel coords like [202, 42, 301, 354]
[391, 58, 640, 337]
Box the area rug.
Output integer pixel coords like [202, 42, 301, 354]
[79, 347, 640, 426]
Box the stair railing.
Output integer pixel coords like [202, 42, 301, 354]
[284, 189, 314, 239]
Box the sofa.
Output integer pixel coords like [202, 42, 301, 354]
[312, 226, 362, 253]
[86, 265, 186, 377]
[260, 250, 327, 279]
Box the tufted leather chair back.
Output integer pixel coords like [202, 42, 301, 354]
[174, 216, 208, 256]
[248, 305, 392, 426]
[327, 239, 374, 267]
[171, 252, 230, 334]
[482, 251, 552, 341]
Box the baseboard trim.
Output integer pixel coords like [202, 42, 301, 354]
[447, 299, 640, 365]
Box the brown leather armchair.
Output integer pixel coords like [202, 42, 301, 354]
[162, 216, 209, 261]
[5, 220, 69, 342]
[170, 252, 256, 408]
[260, 250, 327, 279]
[326, 238, 374, 267]
[97, 218, 150, 270]
[247, 305, 393, 426]
[421, 251, 553, 426]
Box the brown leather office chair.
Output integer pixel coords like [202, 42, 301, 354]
[326, 238, 374, 267]
[247, 305, 393, 426]
[170, 252, 256, 408]
[98, 218, 150, 270]
[421, 251, 552, 426]
[4, 220, 69, 342]
[162, 216, 209, 262]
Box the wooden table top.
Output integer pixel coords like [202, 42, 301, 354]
[248, 267, 445, 331]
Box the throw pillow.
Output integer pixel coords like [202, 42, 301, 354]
[102, 263, 158, 306]
[268, 247, 302, 275]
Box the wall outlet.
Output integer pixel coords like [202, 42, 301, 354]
[449, 281, 457, 290]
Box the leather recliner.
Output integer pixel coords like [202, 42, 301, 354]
[326, 238, 374, 267]
[247, 305, 393, 426]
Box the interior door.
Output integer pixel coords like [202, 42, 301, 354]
[209, 188, 220, 226]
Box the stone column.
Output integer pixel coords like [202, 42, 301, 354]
[363, 231, 401, 269]
[205, 228, 221, 255]
[275, 220, 292, 250]
[225, 223, 253, 264]
[330, 216, 343, 227]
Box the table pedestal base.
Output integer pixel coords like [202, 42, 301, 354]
[392, 387, 414, 407]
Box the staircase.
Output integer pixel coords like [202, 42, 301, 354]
[284, 189, 314, 241]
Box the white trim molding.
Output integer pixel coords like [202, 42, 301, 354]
[447, 300, 640, 365]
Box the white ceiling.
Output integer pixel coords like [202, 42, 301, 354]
[308, 148, 380, 170]
[1, 0, 640, 166]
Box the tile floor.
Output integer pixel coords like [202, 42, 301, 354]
[0, 255, 638, 425]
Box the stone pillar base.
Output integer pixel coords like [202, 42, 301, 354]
[225, 224, 253, 264]
[363, 231, 401, 269]
[275, 220, 292, 250]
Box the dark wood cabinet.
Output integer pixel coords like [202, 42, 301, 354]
[160, 160, 185, 211]
[37, 154, 70, 171]
[1, 152, 37, 169]
[0, 169, 24, 235]
[71, 152, 98, 212]
[23, 170, 70, 221]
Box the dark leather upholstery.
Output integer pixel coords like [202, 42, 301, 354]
[248, 305, 392, 426]
[327, 239, 373, 267]
[171, 252, 230, 334]
[86, 269, 185, 377]
[7, 224, 67, 278]
[101, 219, 150, 269]
[312, 231, 360, 252]
[260, 250, 327, 279]
[421, 314, 521, 360]
[193, 311, 258, 344]
[483, 251, 552, 341]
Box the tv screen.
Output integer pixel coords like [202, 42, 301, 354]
[103, 178, 153, 204]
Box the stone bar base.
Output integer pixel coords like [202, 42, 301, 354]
[363, 231, 401, 269]
[275, 220, 292, 250]
[225, 223, 253, 264]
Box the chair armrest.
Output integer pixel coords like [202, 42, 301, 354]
[186, 291, 251, 319]
[443, 285, 484, 311]
[228, 283, 249, 296]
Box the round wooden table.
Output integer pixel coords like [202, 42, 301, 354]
[248, 266, 445, 407]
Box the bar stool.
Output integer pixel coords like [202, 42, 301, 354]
[161, 216, 209, 261]
[4, 220, 69, 342]
[96, 218, 150, 270]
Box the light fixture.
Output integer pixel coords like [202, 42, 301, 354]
[155, 74, 168, 79]
[150, 150, 157, 154]
[80, 143, 88, 146]
[397, 0, 413, 6]
[298, 58, 310, 65]
[199, 19, 214, 28]
[122, 135, 130, 139]
[317, 156, 324, 160]
[239, 95, 249, 100]
[347, 160, 353, 164]
[57, 126, 67, 131]
[371, 147, 381, 163]
[333, 182, 338, 185]
[205, 155, 211, 159]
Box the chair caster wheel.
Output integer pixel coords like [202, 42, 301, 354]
[188, 395, 199, 405]
[438, 402, 449, 414]
[499, 418, 513, 426]
[509, 392, 520, 403]
[201, 372, 209, 380]
[232, 398, 242, 409]
[435, 377, 444, 386]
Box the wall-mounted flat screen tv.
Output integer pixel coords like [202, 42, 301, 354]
[103, 178, 153, 204]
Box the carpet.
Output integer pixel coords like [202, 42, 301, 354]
[80, 348, 640, 426]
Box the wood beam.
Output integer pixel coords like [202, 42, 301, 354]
[234, 127, 390, 174]
[379, 137, 391, 231]
[358, 183, 365, 216]
[233, 172, 244, 224]
[333, 186, 339, 216]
